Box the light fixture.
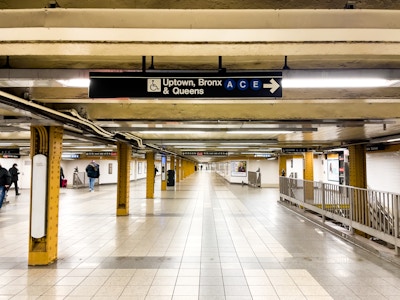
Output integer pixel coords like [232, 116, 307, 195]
[57, 79, 90, 87]
[227, 130, 294, 134]
[220, 142, 264, 145]
[139, 130, 205, 134]
[282, 78, 400, 88]
[387, 138, 400, 143]
[216, 146, 248, 149]
[369, 134, 400, 143]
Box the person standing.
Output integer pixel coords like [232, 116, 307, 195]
[60, 166, 65, 187]
[0, 163, 11, 209]
[9, 163, 21, 196]
[85, 160, 100, 192]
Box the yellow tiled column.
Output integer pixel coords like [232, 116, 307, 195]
[304, 151, 314, 202]
[348, 145, 367, 188]
[146, 151, 155, 199]
[176, 158, 180, 183]
[161, 155, 167, 191]
[28, 126, 63, 266]
[348, 145, 368, 231]
[116, 142, 131, 216]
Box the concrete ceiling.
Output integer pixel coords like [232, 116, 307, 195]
[1, 1, 400, 162]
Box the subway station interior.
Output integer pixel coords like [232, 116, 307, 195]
[1, 1, 400, 299]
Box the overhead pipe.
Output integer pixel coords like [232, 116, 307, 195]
[0, 90, 147, 149]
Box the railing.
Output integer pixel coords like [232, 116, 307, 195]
[73, 171, 86, 188]
[279, 177, 400, 254]
[248, 171, 261, 187]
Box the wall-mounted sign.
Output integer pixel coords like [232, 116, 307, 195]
[366, 145, 385, 151]
[254, 154, 273, 158]
[182, 151, 228, 156]
[2, 154, 20, 158]
[89, 71, 282, 99]
[86, 152, 117, 157]
[62, 154, 80, 159]
[231, 161, 247, 177]
[0, 148, 19, 155]
[282, 148, 309, 153]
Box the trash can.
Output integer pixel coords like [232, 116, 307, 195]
[167, 170, 175, 186]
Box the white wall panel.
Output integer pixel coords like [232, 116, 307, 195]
[367, 151, 400, 194]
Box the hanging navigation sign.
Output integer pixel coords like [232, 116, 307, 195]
[182, 151, 228, 156]
[89, 71, 282, 99]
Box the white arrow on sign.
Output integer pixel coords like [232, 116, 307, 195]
[263, 78, 280, 94]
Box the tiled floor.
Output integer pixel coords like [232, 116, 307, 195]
[1, 171, 400, 299]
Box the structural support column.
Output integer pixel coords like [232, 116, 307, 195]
[170, 156, 175, 172]
[303, 152, 314, 202]
[146, 151, 155, 199]
[116, 142, 131, 216]
[348, 145, 368, 235]
[279, 155, 287, 176]
[161, 155, 167, 191]
[348, 145, 367, 188]
[28, 126, 63, 266]
[176, 158, 180, 183]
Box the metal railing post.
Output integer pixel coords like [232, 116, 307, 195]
[394, 195, 399, 255]
[322, 182, 326, 223]
[349, 186, 354, 234]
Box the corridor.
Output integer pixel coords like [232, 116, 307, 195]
[1, 171, 400, 299]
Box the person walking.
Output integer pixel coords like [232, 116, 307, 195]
[9, 163, 21, 196]
[85, 160, 100, 192]
[0, 163, 11, 209]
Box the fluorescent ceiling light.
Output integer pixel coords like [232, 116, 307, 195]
[139, 130, 205, 134]
[386, 138, 400, 142]
[58, 79, 90, 87]
[174, 145, 208, 148]
[282, 78, 400, 88]
[163, 143, 206, 146]
[216, 146, 248, 149]
[74, 145, 109, 149]
[227, 130, 293, 134]
[220, 142, 263, 145]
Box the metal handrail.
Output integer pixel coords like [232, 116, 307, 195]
[279, 177, 400, 255]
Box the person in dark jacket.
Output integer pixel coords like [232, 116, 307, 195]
[60, 166, 65, 187]
[86, 160, 100, 192]
[0, 163, 11, 209]
[9, 163, 20, 196]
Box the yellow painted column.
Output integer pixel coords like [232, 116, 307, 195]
[304, 152, 314, 181]
[181, 160, 186, 179]
[348, 145, 367, 188]
[28, 126, 63, 266]
[161, 155, 167, 191]
[116, 142, 131, 216]
[176, 158, 180, 183]
[146, 151, 155, 199]
[279, 155, 287, 176]
[304, 152, 314, 202]
[348, 145, 368, 232]
[170, 156, 175, 172]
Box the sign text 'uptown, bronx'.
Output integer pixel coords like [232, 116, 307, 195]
[89, 71, 282, 99]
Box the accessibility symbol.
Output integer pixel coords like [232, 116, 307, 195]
[147, 79, 161, 92]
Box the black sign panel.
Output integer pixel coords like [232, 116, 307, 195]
[0, 148, 19, 155]
[89, 71, 282, 99]
[366, 144, 385, 151]
[86, 151, 117, 157]
[282, 148, 309, 153]
[182, 151, 228, 156]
